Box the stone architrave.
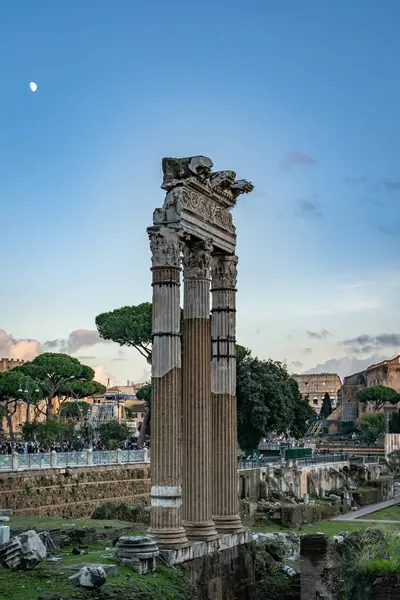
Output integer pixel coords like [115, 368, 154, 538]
[211, 254, 243, 533]
[147, 225, 188, 549]
[182, 238, 218, 541]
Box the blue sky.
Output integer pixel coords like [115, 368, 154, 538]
[1, 0, 400, 384]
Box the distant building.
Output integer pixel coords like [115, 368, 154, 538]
[291, 373, 342, 413]
[342, 354, 400, 421]
[0, 358, 25, 373]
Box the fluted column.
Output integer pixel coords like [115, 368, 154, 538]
[182, 238, 218, 541]
[147, 226, 188, 549]
[211, 254, 244, 533]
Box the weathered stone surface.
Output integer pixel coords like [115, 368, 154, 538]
[0, 525, 10, 545]
[161, 156, 214, 190]
[116, 535, 159, 574]
[0, 530, 46, 570]
[38, 531, 57, 553]
[68, 563, 117, 576]
[0, 465, 150, 518]
[68, 565, 107, 588]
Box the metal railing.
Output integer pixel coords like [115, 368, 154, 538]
[296, 454, 350, 466]
[0, 449, 379, 473]
[0, 448, 150, 472]
[238, 457, 282, 470]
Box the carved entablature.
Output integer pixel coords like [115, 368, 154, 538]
[182, 238, 213, 280]
[148, 226, 184, 269]
[152, 156, 254, 254]
[211, 255, 238, 290]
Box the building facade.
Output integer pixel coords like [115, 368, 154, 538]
[0, 358, 25, 372]
[341, 354, 400, 421]
[291, 372, 342, 413]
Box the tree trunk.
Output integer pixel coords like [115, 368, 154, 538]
[137, 405, 151, 447]
[6, 415, 14, 441]
[25, 400, 31, 424]
[46, 397, 53, 420]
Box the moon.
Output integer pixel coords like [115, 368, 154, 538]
[29, 82, 38, 93]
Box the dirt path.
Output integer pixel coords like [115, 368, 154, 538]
[333, 494, 400, 522]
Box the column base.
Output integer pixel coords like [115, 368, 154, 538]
[183, 520, 219, 542]
[148, 527, 190, 550]
[212, 515, 245, 535]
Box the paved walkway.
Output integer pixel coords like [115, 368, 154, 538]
[333, 494, 400, 522]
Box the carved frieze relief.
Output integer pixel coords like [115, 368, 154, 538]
[148, 227, 184, 269]
[165, 187, 234, 233]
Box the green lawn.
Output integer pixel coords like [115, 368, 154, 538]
[252, 519, 400, 537]
[364, 505, 400, 522]
[9, 515, 144, 534]
[0, 539, 189, 600]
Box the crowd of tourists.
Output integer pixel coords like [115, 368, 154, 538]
[0, 438, 150, 455]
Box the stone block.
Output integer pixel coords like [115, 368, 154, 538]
[0, 530, 46, 570]
[116, 535, 159, 574]
[68, 563, 117, 576]
[0, 525, 10, 545]
[68, 565, 107, 588]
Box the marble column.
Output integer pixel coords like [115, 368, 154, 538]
[211, 254, 244, 533]
[147, 225, 188, 549]
[182, 238, 218, 541]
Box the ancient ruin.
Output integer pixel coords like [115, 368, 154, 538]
[147, 156, 253, 549]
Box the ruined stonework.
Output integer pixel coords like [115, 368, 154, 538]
[148, 156, 253, 547]
[300, 535, 335, 600]
[0, 465, 150, 518]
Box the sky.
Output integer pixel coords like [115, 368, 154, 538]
[1, 0, 400, 385]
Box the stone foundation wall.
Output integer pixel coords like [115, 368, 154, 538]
[0, 464, 150, 518]
[182, 541, 257, 600]
[239, 462, 383, 502]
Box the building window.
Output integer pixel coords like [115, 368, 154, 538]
[313, 398, 318, 405]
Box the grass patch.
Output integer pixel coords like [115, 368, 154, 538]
[252, 519, 400, 537]
[0, 540, 190, 600]
[9, 515, 142, 533]
[364, 505, 400, 522]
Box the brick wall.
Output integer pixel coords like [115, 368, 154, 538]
[0, 464, 150, 518]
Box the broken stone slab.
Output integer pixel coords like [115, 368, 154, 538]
[38, 531, 57, 554]
[68, 565, 107, 588]
[282, 565, 296, 577]
[0, 530, 46, 570]
[329, 494, 341, 502]
[0, 516, 10, 522]
[67, 563, 117, 576]
[116, 535, 159, 574]
[0, 509, 13, 516]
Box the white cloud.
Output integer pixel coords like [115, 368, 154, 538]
[94, 364, 115, 387]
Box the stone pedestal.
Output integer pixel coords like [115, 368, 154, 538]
[116, 535, 159, 574]
[147, 226, 188, 549]
[182, 239, 218, 541]
[211, 254, 243, 533]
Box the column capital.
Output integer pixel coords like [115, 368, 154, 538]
[147, 226, 184, 269]
[211, 254, 238, 290]
[182, 238, 213, 280]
